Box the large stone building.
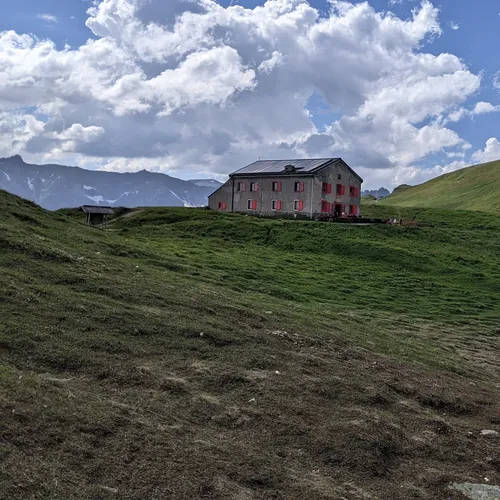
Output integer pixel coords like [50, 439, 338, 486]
[208, 158, 362, 218]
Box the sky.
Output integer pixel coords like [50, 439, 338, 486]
[1, 0, 500, 189]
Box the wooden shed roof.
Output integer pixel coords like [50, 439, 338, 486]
[79, 205, 115, 214]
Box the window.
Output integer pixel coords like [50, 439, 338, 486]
[294, 200, 304, 211]
[272, 181, 282, 192]
[322, 182, 332, 194]
[321, 200, 331, 213]
[338, 174, 342, 180]
[218, 202, 226, 210]
[349, 204, 357, 215]
[237, 182, 246, 192]
[294, 181, 304, 192]
[336, 184, 345, 196]
[247, 199, 257, 210]
[272, 200, 282, 210]
[349, 185, 359, 197]
[250, 182, 259, 192]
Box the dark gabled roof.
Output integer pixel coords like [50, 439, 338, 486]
[79, 205, 114, 214]
[231, 158, 338, 176]
[229, 157, 363, 183]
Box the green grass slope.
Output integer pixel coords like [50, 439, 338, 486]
[2, 190, 500, 499]
[380, 159, 500, 212]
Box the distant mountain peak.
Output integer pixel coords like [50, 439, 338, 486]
[2, 154, 25, 163]
[361, 187, 390, 199]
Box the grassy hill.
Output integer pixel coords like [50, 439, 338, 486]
[2, 190, 500, 499]
[360, 194, 377, 204]
[380, 159, 500, 212]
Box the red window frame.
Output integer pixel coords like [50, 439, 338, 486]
[321, 200, 331, 213]
[294, 181, 304, 192]
[218, 202, 226, 210]
[272, 181, 282, 192]
[250, 182, 259, 192]
[349, 185, 359, 197]
[293, 200, 304, 211]
[272, 200, 282, 211]
[237, 182, 246, 192]
[349, 204, 357, 215]
[247, 199, 257, 210]
[336, 184, 345, 196]
[322, 182, 332, 194]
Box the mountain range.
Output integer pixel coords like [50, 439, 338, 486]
[361, 187, 391, 199]
[0, 155, 222, 210]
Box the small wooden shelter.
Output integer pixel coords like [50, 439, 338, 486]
[79, 205, 114, 227]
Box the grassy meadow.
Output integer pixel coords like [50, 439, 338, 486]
[1, 190, 500, 499]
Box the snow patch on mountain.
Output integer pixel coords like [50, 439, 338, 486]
[189, 179, 223, 188]
[106, 192, 130, 204]
[1, 171, 10, 181]
[83, 185, 95, 191]
[27, 177, 34, 191]
[169, 189, 192, 208]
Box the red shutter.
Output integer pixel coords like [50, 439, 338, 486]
[276, 200, 281, 210]
[298, 200, 304, 211]
[327, 183, 332, 194]
[278, 182, 282, 192]
[341, 185, 345, 196]
[300, 182, 304, 192]
[255, 183, 259, 192]
[327, 201, 331, 212]
[242, 183, 246, 192]
[252, 199, 257, 210]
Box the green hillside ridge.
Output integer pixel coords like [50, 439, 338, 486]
[391, 184, 412, 195]
[381, 159, 500, 212]
[360, 194, 377, 203]
[2, 189, 500, 498]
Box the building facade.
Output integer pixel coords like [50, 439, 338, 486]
[208, 158, 362, 218]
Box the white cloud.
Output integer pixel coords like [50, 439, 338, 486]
[445, 151, 465, 159]
[449, 22, 460, 31]
[37, 14, 59, 23]
[472, 101, 500, 115]
[443, 101, 500, 124]
[0, 112, 45, 155]
[359, 159, 468, 189]
[493, 71, 500, 91]
[472, 137, 500, 164]
[446, 107, 467, 122]
[0, 0, 485, 189]
[53, 124, 105, 142]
